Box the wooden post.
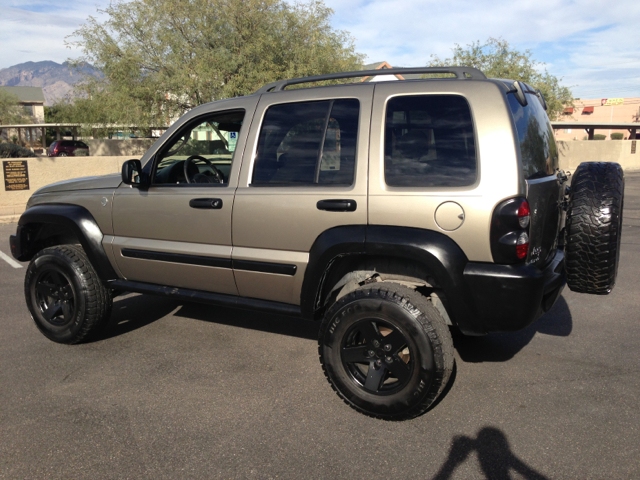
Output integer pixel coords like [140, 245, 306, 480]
[586, 128, 594, 140]
[56, 127, 60, 140]
[629, 128, 637, 140]
[18, 127, 22, 145]
[42, 127, 46, 149]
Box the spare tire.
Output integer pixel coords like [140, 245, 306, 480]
[565, 162, 624, 294]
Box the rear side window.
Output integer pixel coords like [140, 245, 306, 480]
[507, 90, 558, 179]
[384, 95, 476, 188]
[252, 99, 359, 186]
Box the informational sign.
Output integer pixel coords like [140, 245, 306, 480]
[228, 131, 238, 151]
[3, 160, 30, 191]
[601, 98, 624, 106]
[632, 140, 637, 155]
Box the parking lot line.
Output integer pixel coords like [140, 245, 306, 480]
[0, 250, 23, 269]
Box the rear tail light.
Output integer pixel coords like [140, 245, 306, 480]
[517, 202, 530, 228]
[516, 231, 529, 259]
[490, 197, 531, 264]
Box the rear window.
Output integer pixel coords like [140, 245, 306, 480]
[507, 89, 558, 179]
[384, 95, 477, 188]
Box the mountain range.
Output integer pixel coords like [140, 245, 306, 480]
[0, 60, 101, 106]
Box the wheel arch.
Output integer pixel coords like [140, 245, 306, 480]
[13, 204, 118, 281]
[301, 225, 478, 331]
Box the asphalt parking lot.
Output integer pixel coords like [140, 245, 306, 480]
[1, 173, 639, 479]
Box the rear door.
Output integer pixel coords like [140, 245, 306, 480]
[231, 85, 373, 305]
[506, 86, 563, 267]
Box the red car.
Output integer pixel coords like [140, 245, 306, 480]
[47, 140, 89, 157]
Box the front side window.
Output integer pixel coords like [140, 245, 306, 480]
[252, 99, 359, 186]
[384, 95, 477, 188]
[153, 110, 244, 185]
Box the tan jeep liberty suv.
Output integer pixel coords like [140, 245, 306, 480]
[10, 67, 625, 420]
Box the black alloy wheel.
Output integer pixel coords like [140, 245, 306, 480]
[341, 319, 414, 395]
[33, 268, 76, 327]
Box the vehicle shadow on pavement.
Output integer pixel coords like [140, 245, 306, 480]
[431, 426, 550, 480]
[93, 293, 318, 342]
[452, 295, 572, 363]
[173, 302, 321, 340]
[97, 293, 182, 341]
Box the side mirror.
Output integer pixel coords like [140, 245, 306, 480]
[122, 159, 143, 186]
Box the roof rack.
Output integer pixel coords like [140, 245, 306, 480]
[254, 66, 486, 94]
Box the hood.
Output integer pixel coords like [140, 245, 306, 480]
[33, 173, 122, 195]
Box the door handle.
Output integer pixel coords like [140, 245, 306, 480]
[189, 198, 223, 209]
[316, 199, 357, 212]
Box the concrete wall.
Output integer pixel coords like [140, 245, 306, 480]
[2, 142, 639, 223]
[85, 139, 157, 156]
[1, 156, 125, 223]
[558, 140, 640, 173]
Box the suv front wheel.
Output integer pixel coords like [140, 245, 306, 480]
[24, 245, 112, 344]
[318, 282, 454, 420]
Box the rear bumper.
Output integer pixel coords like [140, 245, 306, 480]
[462, 250, 565, 334]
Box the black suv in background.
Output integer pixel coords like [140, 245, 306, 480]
[47, 140, 90, 157]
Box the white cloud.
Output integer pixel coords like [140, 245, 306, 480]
[1, 0, 638, 98]
[0, 0, 109, 69]
[322, 0, 640, 98]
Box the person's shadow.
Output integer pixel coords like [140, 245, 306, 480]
[432, 427, 550, 480]
[453, 295, 572, 363]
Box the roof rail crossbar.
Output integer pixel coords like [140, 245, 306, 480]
[254, 66, 486, 94]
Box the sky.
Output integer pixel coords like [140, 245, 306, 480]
[1, 0, 639, 100]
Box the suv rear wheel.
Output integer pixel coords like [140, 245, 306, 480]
[318, 282, 454, 420]
[565, 162, 624, 294]
[24, 245, 112, 344]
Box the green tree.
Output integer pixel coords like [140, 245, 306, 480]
[0, 89, 31, 126]
[427, 38, 573, 120]
[62, 0, 364, 128]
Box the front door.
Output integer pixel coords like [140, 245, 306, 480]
[110, 101, 257, 294]
[231, 85, 373, 305]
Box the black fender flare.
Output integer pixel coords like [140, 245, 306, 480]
[13, 204, 118, 281]
[300, 225, 477, 331]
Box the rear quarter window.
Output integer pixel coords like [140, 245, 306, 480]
[384, 95, 477, 188]
[507, 91, 558, 179]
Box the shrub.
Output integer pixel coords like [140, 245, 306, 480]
[611, 133, 624, 140]
[593, 134, 606, 140]
[0, 143, 36, 158]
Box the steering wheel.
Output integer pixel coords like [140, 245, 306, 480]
[183, 155, 224, 184]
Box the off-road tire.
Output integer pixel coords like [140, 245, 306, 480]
[565, 162, 624, 294]
[24, 245, 113, 344]
[318, 282, 454, 421]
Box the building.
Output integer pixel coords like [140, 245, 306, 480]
[361, 62, 426, 82]
[554, 98, 640, 140]
[0, 86, 46, 124]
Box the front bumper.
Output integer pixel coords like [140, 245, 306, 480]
[9, 225, 28, 261]
[462, 249, 565, 334]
